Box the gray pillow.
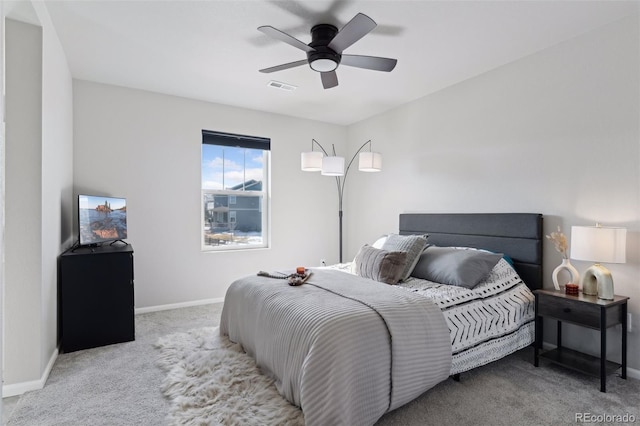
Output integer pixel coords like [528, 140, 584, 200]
[411, 246, 503, 289]
[381, 234, 429, 281]
[354, 245, 408, 285]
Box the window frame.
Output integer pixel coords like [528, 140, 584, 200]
[201, 130, 270, 252]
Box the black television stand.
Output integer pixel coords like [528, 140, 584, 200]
[59, 244, 135, 352]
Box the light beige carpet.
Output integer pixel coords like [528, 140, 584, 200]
[7, 303, 640, 425]
[156, 325, 640, 426]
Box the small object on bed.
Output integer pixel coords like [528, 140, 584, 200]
[565, 283, 579, 295]
[288, 272, 312, 286]
[296, 266, 306, 275]
[256, 270, 312, 286]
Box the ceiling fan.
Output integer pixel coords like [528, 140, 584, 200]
[258, 13, 397, 89]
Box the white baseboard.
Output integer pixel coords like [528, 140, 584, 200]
[540, 342, 639, 380]
[3, 347, 58, 398]
[135, 297, 224, 315]
[627, 367, 640, 380]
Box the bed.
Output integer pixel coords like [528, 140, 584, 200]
[220, 213, 543, 426]
[395, 213, 542, 374]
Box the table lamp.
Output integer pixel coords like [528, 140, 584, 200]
[570, 224, 626, 300]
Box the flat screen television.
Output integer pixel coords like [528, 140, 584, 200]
[78, 194, 128, 246]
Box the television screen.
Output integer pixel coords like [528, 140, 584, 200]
[78, 195, 128, 246]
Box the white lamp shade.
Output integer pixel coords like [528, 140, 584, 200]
[570, 225, 627, 264]
[321, 156, 345, 176]
[301, 151, 323, 171]
[358, 151, 382, 172]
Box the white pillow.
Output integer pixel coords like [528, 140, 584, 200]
[371, 235, 388, 249]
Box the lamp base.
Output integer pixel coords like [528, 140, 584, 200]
[581, 263, 614, 300]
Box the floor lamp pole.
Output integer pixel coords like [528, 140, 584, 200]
[338, 209, 343, 263]
[335, 140, 371, 263]
[333, 156, 344, 263]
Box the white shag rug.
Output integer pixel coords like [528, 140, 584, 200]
[154, 327, 304, 426]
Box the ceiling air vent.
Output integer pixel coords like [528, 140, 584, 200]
[267, 80, 297, 91]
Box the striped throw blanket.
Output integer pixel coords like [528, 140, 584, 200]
[220, 269, 451, 426]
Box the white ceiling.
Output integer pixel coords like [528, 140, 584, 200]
[30, 1, 640, 125]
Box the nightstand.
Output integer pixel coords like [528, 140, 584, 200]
[533, 289, 628, 392]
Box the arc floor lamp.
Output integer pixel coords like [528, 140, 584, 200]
[301, 139, 382, 263]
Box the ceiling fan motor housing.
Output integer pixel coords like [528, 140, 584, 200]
[307, 24, 341, 72]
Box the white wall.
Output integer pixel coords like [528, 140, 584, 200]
[73, 81, 346, 308]
[3, 5, 73, 391]
[37, 0, 74, 381]
[346, 15, 640, 370]
[0, 1, 5, 417]
[5, 17, 44, 386]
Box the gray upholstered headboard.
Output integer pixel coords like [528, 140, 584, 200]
[399, 213, 543, 290]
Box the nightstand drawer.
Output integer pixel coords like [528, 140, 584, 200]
[537, 294, 600, 328]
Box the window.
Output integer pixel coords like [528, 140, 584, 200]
[202, 130, 270, 250]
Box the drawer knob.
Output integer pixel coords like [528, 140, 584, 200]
[563, 308, 572, 313]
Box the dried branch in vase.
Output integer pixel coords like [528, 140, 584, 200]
[546, 226, 568, 259]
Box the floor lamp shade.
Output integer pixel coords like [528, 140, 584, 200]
[301, 151, 323, 171]
[321, 156, 345, 176]
[358, 151, 382, 172]
[570, 225, 626, 300]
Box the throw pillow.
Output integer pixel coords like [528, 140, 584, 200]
[411, 246, 503, 289]
[381, 234, 429, 281]
[354, 245, 407, 285]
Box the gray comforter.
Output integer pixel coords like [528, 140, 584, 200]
[220, 269, 452, 426]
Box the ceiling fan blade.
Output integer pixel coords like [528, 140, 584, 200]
[328, 13, 376, 53]
[258, 26, 315, 53]
[340, 54, 397, 72]
[259, 59, 309, 73]
[321, 71, 338, 89]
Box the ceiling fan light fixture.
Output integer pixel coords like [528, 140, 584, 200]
[310, 58, 338, 72]
[259, 13, 396, 90]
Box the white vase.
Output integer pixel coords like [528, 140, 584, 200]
[552, 258, 580, 291]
